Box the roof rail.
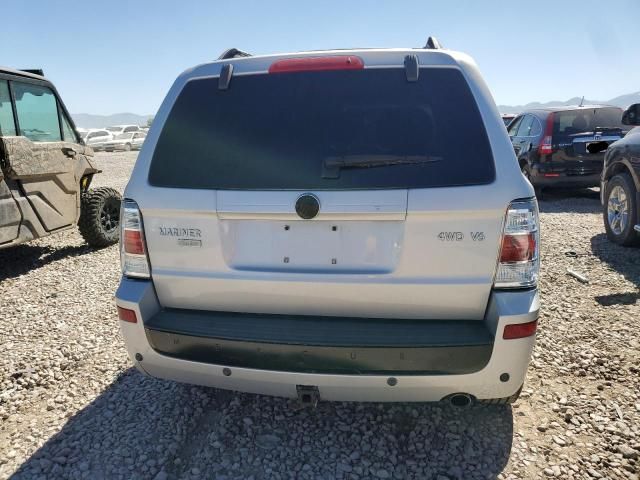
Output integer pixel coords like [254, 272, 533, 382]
[20, 68, 44, 76]
[423, 37, 442, 50]
[218, 48, 251, 60]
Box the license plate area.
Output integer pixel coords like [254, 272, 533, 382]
[220, 220, 404, 273]
[274, 221, 341, 268]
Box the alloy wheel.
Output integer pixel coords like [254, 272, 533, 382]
[607, 185, 629, 235]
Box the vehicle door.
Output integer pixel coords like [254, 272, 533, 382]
[0, 80, 93, 231]
[512, 115, 534, 156]
[0, 79, 21, 244]
[132, 132, 146, 149]
[85, 131, 98, 146]
[93, 130, 108, 148]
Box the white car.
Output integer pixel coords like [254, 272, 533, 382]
[102, 132, 146, 152]
[115, 40, 540, 406]
[105, 124, 140, 136]
[82, 129, 114, 151]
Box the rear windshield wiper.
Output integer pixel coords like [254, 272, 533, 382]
[322, 155, 442, 179]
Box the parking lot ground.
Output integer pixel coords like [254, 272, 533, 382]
[1, 152, 639, 479]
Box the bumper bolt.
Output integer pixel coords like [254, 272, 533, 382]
[223, 368, 232, 377]
[387, 377, 397, 387]
[500, 373, 510, 382]
[135, 353, 143, 362]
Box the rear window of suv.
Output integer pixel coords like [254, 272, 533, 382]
[149, 67, 495, 190]
[552, 107, 624, 135]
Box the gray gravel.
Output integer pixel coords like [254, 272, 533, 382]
[1, 152, 639, 479]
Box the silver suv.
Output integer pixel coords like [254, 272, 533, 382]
[115, 40, 540, 405]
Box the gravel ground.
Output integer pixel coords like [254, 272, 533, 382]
[1, 151, 639, 479]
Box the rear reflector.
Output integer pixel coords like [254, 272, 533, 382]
[543, 173, 560, 177]
[503, 320, 538, 340]
[117, 306, 137, 323]
[269, 56, 364, 74]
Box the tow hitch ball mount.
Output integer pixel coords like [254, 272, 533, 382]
[296, 385, 320, 408]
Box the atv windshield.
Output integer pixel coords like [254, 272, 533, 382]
[149, 67, 495, 190]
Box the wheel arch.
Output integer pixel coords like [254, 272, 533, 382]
[604, 158, 639, 191]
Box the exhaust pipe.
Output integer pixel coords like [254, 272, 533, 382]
[448, 393, 473, 408]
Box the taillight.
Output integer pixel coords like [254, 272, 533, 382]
[494, 199, 539, 289]
[537, 113, 554, 155]
[268, 56, 364, 74]
[120, 199, 150, 278]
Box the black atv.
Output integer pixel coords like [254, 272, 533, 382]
[0, 67, 120, 249]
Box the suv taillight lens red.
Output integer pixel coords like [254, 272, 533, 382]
[494, 199, 539, 289]
[269, 56, 364, 74]
[123, 230, 145, 255]
[500, 233, 536, 262]
[537, 113, 555, 155]
[120, 199, 151, 278]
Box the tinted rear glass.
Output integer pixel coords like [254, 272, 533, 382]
[150, 67, 495, 190]
[552, 107, 625, 135]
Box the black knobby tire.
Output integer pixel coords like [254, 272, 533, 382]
[78, 187, 122, 248]
[603, 173, 640, 247]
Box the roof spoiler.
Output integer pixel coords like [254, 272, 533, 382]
[20, 68, 44, 76]
[218, 48, 251, 60]
[423, 37, 442, 50]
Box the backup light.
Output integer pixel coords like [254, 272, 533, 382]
[120, 199, 150, 278]
[494, 199, 539, 289]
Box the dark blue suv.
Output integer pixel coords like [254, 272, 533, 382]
[508, 105, 629, 196]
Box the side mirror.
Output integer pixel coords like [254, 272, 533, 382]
[622, 103, 640, 126]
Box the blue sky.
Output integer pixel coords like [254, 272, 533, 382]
[2, 0, 638, 114]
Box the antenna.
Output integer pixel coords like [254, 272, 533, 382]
[579, 96, 585, 107]
[424, 37, 442, 50]
[218, 48, 251, 60]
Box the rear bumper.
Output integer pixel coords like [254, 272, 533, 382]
[144, 309, 494, 375]
[115, 278, 539, 402]
[530, 168, 600, 188]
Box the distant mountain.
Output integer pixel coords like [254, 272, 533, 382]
[73, 90, 640, 125]
[498, 91, 640, 114]
[71, 113, 153, 129]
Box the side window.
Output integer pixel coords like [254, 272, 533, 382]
[13, 82, 61, 142]
[530, 116, 542, 136]
[507, 116, 523, 136]
[124, 126, 138, 133]
[61, 112, 78, 143]
[516, 115, 534, 137]
[0, 80, 17, 136]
